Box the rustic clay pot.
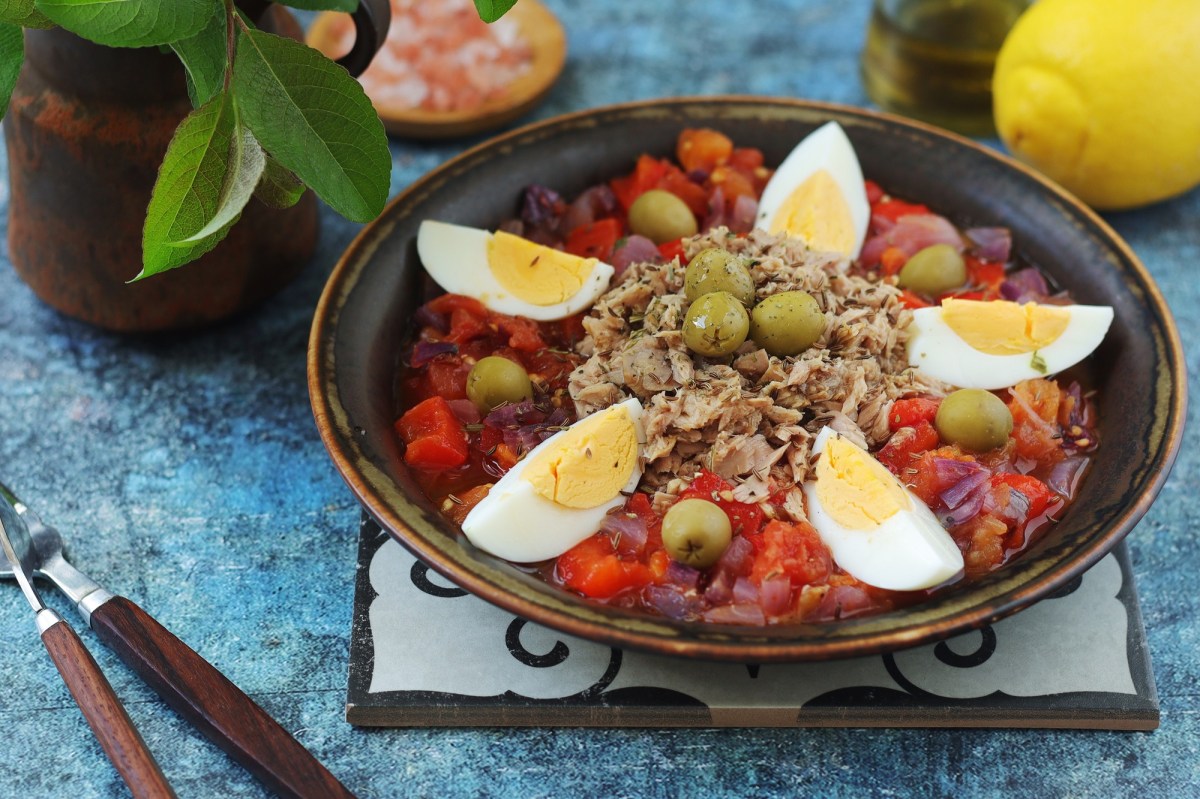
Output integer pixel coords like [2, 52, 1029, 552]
[4, 2, 389, 332]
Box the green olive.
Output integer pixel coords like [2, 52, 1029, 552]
[662, 498, 733, 569]
[627, 189, 699, 245]
[682, 291, 750, 357]
[897, 243, 968, 296]
[748, 290, 825, 357]
[465, 356, 533, 413]
[934, 389, 1014, 452]
[684, 248, 756, 306]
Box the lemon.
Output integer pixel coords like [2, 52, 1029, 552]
[993, 0, 1200, 210]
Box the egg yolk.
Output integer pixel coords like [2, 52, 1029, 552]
[768, 169, 856, 256]
[941, 298, 1071, 355]
[487, 231, 598, 306]
[815, 436, 912, 531]
[523, 406, 639, 509]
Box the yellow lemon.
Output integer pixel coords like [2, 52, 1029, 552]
[993, 0, 1200, 210]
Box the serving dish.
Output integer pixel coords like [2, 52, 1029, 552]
[306, 0, 566, 140]
[308, 97, 1185, 662]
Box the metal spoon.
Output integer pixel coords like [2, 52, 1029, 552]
[0, 496, 176, 798]
[0, 481, 357, 799]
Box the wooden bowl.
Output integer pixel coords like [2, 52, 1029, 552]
[308, 98, 1186, 662]
[306, 0, 566, 139]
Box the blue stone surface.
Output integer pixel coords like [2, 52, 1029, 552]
[0, 1, 1197, 796]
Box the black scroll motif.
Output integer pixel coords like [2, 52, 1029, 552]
[506, 618, 571, 668]
[933, 625, 998, 668]
[410, 560, 469, 598]
[1046, 573, 1084, 600]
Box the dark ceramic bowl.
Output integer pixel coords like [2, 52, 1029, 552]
[309, 98, 1186, 662]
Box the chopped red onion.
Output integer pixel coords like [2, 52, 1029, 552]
[611, 235, 662, 276]
[732, 576, 760, 604]
[560, 185, 619, 235]
[645, 585, 700, 620]
[759, 575, 792, 616]
[1000, 268, 1051, 303]
[860, 213, 964, 266]
[601, 510, 649, 557]
[484, 400, 547, 428]
[715, 535, 754, 576]
[520, 184, 565, 231]
[1046, 456, 1089, 499]
[446, 399, 480, 425]
[702, 186, 727, 232]
[410, 340, 457, 368]
[664, 560, 701, 590]
[702, 602, 766, 626]
[815, 585, 872, 620]
[729, 194, 758, 234]
[935, 458, 990, 509]
[965, 227, 1012, 263]
[704, 569, 734, 604]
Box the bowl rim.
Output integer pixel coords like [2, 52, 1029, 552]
[308, 95, 1187, 662]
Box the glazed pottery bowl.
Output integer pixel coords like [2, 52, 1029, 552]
[309, 98, 1185, 662]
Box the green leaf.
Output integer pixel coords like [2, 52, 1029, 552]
[0, 23, 22, 119]
[177, 126, 264, 243]
[35, 0, 215, 48]
[276, 0, 358, 11]
[171, 6, 227, 107]
[141, 91, 256, 278]
[232, 26, 388, 222]
[473, 0, 518, 23]
[255, 155, 306, 210]
[0, 0, 52, 27]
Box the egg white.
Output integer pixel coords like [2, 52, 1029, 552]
[803, 428, 963, 592]
[754, 121, 871, 259]
[417, 220, 616, 321]
[461, 398, 645, 563]
[906, 303, 1114, 390]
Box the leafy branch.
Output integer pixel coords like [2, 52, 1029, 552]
[0, 0, 518, 279]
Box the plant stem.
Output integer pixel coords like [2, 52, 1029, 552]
[223, 0, 236, 91]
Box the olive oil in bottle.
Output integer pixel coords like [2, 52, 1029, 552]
[860, 0, 1032, 136]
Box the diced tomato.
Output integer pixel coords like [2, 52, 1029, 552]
[396, 396, 469, 469]
[425, 357, 472, 400]
[676, 128, 733, 173]
[877, 420, 940, 474]
[959, 514, 1009, 576]
[728, 147, 764, 172]
[444, 484, 492, 524]
[556, 534, 655, 599]
[658, 238, 687, 262]
[491, 313, 546, 352]
[967, 257, 1006, 294]
[989, 473, 1056, 525]
[888, 398, 942, 431]
[872, 199, 930, 222]
[677, 470, 765, 536]
[1008, 379, 1065, 465]
[427, 293, 488, 317]
[446, 308, 489, 345]
[879, 246, 908, 276]
[749, 520, 831, 588]
[942, 290, 985, 302]
[864, 179, 885, 204]
[657, 168, 709, 217]
[709, 165, 757, 207]
[564, 217, 624, 261]
[610, 154, 671, 210]
[899, 289, 932, 309]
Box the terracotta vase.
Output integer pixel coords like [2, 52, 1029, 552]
[3, 2, 389, 332]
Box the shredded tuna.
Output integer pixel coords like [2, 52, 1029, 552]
[569, 227, 952, 502]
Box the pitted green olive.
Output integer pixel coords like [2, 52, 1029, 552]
[934, 389, 1014, 452]
[749, 290, 825, 356]
[684, 248, 756, 306]
[628, 189, 698, 244]
[466, 356, 533, 413]
[662, 498, 732, 569]
[682, 291, 750, 357]
[897, 243, 968, 296]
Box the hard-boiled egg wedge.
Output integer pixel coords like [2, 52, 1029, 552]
[754, 121, 871, 260]
[802, 427, 963, 591]
[417, 220, 615, 321]
[462, 398, 645, 563]
[907, 298, 1114, 390]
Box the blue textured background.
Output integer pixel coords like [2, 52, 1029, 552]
[1, 1, 1197, 796]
